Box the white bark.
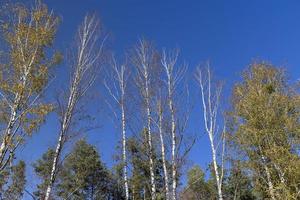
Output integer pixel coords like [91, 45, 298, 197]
[121, 104, 129, 200]
[146, 79, 156, 200]
[262, 157, 276, 200]
[170, 95, 177, 200]
[157, 99, 170, 200]
[134, 40, 156, 200]
[195, 65, 224, 200]
[273, 163, 286, 185]
[161, 50, 185, 200]
[104, 59, 129, 200]
[0, 3, 58, 169]
[44, 15, 104, 200]
[258, 147, 276, 200]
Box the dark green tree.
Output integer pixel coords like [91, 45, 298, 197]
[33, 148, 56, 199]
[125, 130, 166, 200]
[0, 160, 26, 200]
[223, 162, 256, 200]
[180, 165, 215, 200]
[56, 139, 119, 200]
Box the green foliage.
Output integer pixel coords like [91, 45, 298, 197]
[230, 63, 300, 199]
[224, 162, 256, 200]
[0, 1, 60, 177]
[181, 164, 256, 200]
[180, 165, 215, 200]
[57, 140, 116, 200]
[34, 140, 124, 200]
[33, 148, 56, 199]
[0, 1, 60, 135]
[125, 129, 166, 200]
[1, 2, 300, 200]
[0, 160, 26, 200]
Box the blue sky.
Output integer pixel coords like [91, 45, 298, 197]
[17, 0, 300, 198]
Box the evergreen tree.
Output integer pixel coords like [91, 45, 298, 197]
[180, 165, 215, 200]
[0, 160, 26, 200]
[33, 149, 56, 199]
[56, 140, 119, 200]
[126, 130, 166, 200]
[223, 162, 256, 200]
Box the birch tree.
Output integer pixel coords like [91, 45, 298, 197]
[44, 14, 106, 200]
[132, 40, 158, 200]
[156, 93, 170, 200]
[229, 63, 300, 199]
[161, 49, 186, 200]
[0, 2, 59, 171]
[195, 64, 225, 200]
[104, 57, 130, 200]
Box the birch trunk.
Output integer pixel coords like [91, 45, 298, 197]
[44, 77, 77, 200]
[44, 15, 103, 200]
[0, 2, 59, 170]
[0, 106, 17, 163]
[273, 163, 286, 185]
[158, 101, 170, 200]
[261, 155, 276, 200]
[168, 83, 177, 200]
[44, 130, 64, 200]
[209, 135, 223, 200]
[263, 163, 276, 200]
[145, 79, 156, 200]
[121, 101, 129, 200]
[105, 60, 129, 200]
[134, 40, 157, 200]
[196, 65, 224, 200]
[161, 50, 185, 200]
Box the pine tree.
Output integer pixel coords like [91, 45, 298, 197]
[0, 160, 26, 200]
[126, 129, 166, 200]
[224, 162, 255, 200]
[56, 140, 117, 200]
[33, 149, 56, 199]
[180, 165, 215, 200]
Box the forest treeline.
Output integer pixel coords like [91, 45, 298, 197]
[0, 1, 299, 200]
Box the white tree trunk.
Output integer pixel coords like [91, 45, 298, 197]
[158, 102, 170, 200]
[273, 163, 286, 185]
[168, 86, 177, 200]
[196, 65, 224, 200]
[0, 108, 17, 162]
[264, 163, 276, 200]
[121, 103, 129, 200]
[145, 82, 156, 200]
[162, 50, 183, 200]
[44, 15, 103, 200]
[209, 134, 223, 200]
[261, 155, 276, 200]
[134, 40, 157, 200]
[105, 60, 129, 200]
[44, 130, 64, 200]
[44, 86, 76, 200]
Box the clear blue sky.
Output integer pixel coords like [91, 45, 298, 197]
[18, 0, 300, 198]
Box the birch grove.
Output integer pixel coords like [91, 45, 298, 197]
[0, 1, 299, 200]
[44, 14, 105, 200]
